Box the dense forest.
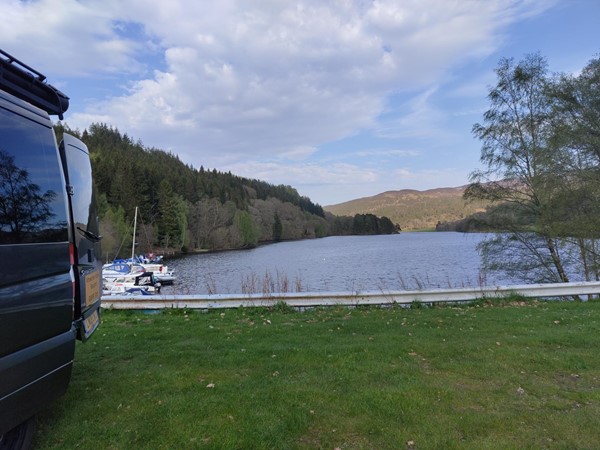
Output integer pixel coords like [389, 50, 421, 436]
[55, 123, 397, 260]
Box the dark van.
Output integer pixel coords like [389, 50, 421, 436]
[0, 50, 102, 449]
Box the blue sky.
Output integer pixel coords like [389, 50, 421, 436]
[3, 0, 599, 205]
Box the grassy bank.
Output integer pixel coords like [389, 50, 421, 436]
[35, 299, 600, 449]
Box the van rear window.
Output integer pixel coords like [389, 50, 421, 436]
[0, 108, 68, 244]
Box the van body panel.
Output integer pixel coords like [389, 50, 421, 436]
[0, 243, 70, 286]
[0, 329, 75, 434]
[0, 268, 72, 358]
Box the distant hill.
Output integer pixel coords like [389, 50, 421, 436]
[324, 186, 490, 231]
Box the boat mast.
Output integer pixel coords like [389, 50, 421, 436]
[131, 206, 138, 261]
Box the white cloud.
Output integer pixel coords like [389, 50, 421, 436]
[1, 0, 144, 76]
[54, 0, 554, 161]
[2, 0, 561, 204]
[353, 148, 421, 158]
[229, 160, 378, 187]
[223, 158, 472, 205]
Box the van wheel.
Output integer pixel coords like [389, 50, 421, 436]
[0, 418, 34, 450]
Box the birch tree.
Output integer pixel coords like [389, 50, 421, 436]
[465, 53, 571, 283]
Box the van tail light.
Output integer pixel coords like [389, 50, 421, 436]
[69, 243, 75, 265]
[69, 244, 76, 318]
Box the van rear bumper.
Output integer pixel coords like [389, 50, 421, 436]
[0, 328, 76, 435]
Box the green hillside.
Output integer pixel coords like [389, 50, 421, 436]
[324, 187, 490, 231]
[55, 123, 397, 258]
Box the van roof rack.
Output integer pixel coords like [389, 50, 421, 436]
[0, 49, 69, 119]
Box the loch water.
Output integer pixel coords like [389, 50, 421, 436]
[162, 232, 512, 295]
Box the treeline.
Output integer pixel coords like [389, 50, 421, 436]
[346, 214, 399, 235]
[327, 189, 490, 231]
[435, 216, 485, 233]
[435, 203, 504, 233]
[55, 123, 397, 259]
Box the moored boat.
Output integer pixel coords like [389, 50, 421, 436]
[105, 257, 177, 285]
[102, 262, 161, 295]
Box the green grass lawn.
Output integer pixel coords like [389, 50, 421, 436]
[34, 299, 600, 449]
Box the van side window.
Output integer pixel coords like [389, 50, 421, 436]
[0, 108, 68, 244]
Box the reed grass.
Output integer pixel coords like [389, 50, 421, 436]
[34, 298, 600, 449]
[166, 270, 490, 296]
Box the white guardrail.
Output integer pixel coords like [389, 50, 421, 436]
[101, 281, 600, 310]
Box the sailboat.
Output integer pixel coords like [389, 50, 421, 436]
[102, 207, 176, 294]
[128, 207, 177, 284]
